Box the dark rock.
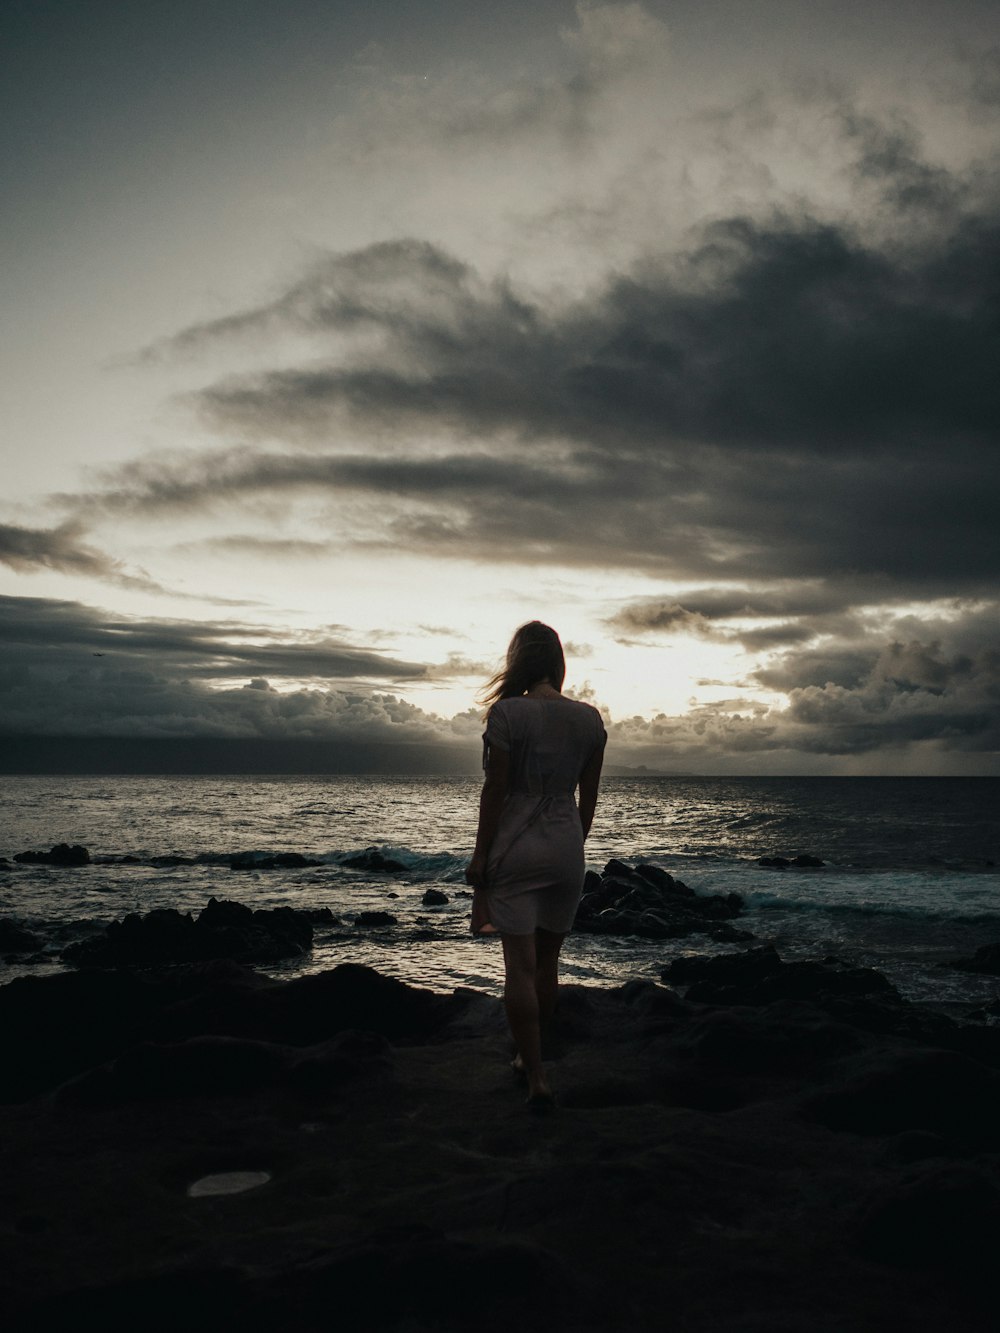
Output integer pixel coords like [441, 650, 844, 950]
[945, 941, 1000, 975]
[57, 1034, 293, 1104]
[854, 1161, 1000, 1270]
[304, 907, 338, 923]
[677, 1002, 864, 1078]
[354, 911, 398, 927]
[881, 1130, 954, 1165]
[575, 859, 747, 941]
[635, 863, 695, 897]
[57, 1027, 395, 1105]
[288, 1029, 394, 1095]
[0, 919, 45, 952]
[582, 868, 602, 895]
[61, 897, 313, 968]
[664, 945, 899, 1008]
[421, 888, 449, 906]
[757, 854, 825, 868]
[3, 961, 467, 1101]
[664, 944, 783, 987]
[148, 962, 467, 1048]
[1, 968, 169, 1102]
[341, 848, 407, 872]
[805, 1047, 1000, 1147]
[229, 851, 322, 870]
[708, 924, 756, 943]
[14, 843, 90, 866]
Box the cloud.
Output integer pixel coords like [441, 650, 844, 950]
[0, 594, 482, 747]
[0, 520, 170, 594]
[90, 113, 998, 600]
[0, 594, 431, 684]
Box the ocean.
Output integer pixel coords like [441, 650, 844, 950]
[2, 775, 999, 1013]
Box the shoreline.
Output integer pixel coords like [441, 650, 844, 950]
[4, 952, 1000, 1329]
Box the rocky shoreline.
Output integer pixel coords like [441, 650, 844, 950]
[4, 922, 1000, 1330]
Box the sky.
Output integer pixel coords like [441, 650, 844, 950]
[2, 0, 999, 774]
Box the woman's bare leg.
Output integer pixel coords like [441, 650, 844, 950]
[501, 933, 553, 1101]
[534, 928, 565, 1036]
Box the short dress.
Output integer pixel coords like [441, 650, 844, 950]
[482, 695, 607, 935]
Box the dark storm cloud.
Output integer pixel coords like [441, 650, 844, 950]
[0, 520, 168, 593]
[0, 595, 429, 684]
[171, 202, 1000, 461]
[0, 594, 481, 748]
[841, 109, 963, 216]
[106, 114, 1000, 596]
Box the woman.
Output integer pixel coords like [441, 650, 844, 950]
[466, 621, 606, 1109]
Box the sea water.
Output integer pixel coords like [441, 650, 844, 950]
[1, 775, 998, 1011]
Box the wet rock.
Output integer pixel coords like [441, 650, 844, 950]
[421, 888, 449, 906]
[0, 919, 45, 953]
[14, 843, 90, 867]
[663, 946, 898, 1007]
[61, 897, 313, 969]
[341, 848, 407, 872]
[229, 851, 322, 870]
[945, 942, 1000, 975]
[758, 853, 825, 868]
[353, 911, 398, 927]
[575, 859, 746, 940]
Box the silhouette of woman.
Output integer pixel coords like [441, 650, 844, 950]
[466, 622, 606, 1108]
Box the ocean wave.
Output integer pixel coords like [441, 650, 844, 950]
[745, 889, 1000, 925]
[6, 843, 466, 879]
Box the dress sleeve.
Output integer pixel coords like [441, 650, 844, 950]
[482, 702, 511, 770]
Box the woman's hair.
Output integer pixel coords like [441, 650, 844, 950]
[480, 621, 566, 712]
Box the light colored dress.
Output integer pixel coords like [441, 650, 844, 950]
[482, 695, 607, 935]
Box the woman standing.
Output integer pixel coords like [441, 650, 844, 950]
[466, 622, 607, 1109]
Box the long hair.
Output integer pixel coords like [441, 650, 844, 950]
[480, 621, 566, 713]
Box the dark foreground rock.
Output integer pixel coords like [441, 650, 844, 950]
[574, 858, 751, 942]
[61, 897, 314, 968]
[3, 953, 1000, 1331]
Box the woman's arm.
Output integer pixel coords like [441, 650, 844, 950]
[577, 743, 605, 840]
[466, 746, 511, 886]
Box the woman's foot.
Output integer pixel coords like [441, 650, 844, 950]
[526, 1084, 556, 1114]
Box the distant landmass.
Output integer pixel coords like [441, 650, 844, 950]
[603, 764, 694, 777]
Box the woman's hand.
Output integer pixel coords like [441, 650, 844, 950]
[465, 854, 487, 889]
